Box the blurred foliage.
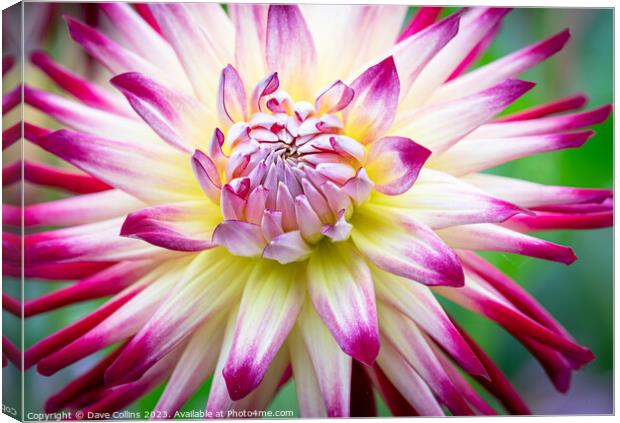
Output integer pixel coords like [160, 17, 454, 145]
[13, 4, 613, 417]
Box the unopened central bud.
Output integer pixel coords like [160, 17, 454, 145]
[207, 87, 374, 264]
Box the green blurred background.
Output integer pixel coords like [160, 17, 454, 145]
[4, 4, 613, 417]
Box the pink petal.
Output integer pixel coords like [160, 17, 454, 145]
[344, 57, 400, 144]
[395, 79, 535, 155]
[397, 7, 443, 42]
[376, 340, 444, 415]
[315, 80, 354, 114]
[24, 85, 157, 144]
[294, 195, 324, 243]
[462, 172, 612, 209]
[342, 168, 374, 207]
[402, 8, 510, 108]
[121, 202, 219, 252]
[373, 266, 486, 377]
[450, 322, 531, 414]
[297, 303, 352, 417]
[24, 261, 153, 317]
[217, 64, 248, 126]
[212, 220, 266, 257]
[320, 210, 353, 242]
[288, 327, 327, 417]
[378, 305, 473, 415]
[65, 16, 181, 89]
[433, 29, 571, 103]
[149, 4, 226, 102]
[265, 5, 317, 99]
[191, 149, 222, 204]
[469, 104, 612, 139]
[351, 207, 464, 286]
[496, 93, 588, 122]
[111, 72, 210, 152]
[371, 169, 527, 229]
[229, 4, 269, 88]
[155, 319, 225, 414]
[223, 262, 304, 400]
[437, 223, 577, 264]
[250, 72, 279, 113]
[30, 129, 200, 204]
[432, 131, 595, 176]
[307, 242, 380, 365]
[104, 251, 247, 385]
[19, 160, 111, 194]
[262, 231, 313, 264]
[99, 3, 184, 77]
[365, 136, 431, 195]
[29, 285, 146, 373]
[389, 13, 461, 98]
[21, 219, 173, 266]
[19, 189, 142, 228]
[31, 50, 128, 115]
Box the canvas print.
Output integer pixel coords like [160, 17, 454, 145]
[1, 1, 613, 420]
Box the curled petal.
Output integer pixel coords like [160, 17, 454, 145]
[342, 168, 374, 207]
[320, 210, 353, 242]
[315, 80, 354, 114]
[262, 231, 313, 264]
[212, 221, 266, 257]
[250, 72, 279, 113]
[217, 64, 248, 126]
[365, 136, 431, 195]
[191, 149, 222, 204]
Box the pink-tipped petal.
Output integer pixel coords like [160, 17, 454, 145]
[496, 93, 588, 122]
[223, 262, 304, 400]
[352, 206, 464, 287]
[433, 29, 571, 103]
[370, 169, 528, 229]
[397, 7, 443, 42]
[365, 136, 431, 195]
[432, 131, 595, 176]
[344, 57, 400, 144]
[265, 5, 317, 99]
[111, 72, 211, 152]
[31, 50, 128, 115]
[437, 223, 577, 265]
[120, 202, 220, 252]
[395, 79, 535, 155]
[297, 302, 352, 417]
[307, 242, 380, 365]
[30, 129, 200, 204]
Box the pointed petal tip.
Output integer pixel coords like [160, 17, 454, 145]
[345, 331, 381, 366]
[223, 363, 261, 401]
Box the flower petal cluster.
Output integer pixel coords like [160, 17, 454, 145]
[2, 3, 612, 417]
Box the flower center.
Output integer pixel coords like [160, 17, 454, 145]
[203, 86, 374, 263]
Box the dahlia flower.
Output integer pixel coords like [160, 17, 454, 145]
[3, 3, 612, 417]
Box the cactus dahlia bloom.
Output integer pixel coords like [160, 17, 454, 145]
[4, 3, 612, 417]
